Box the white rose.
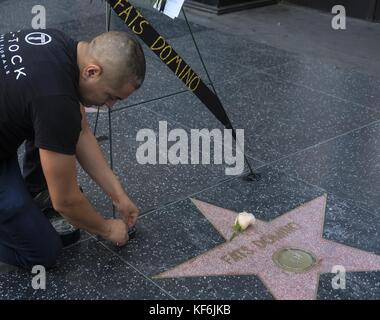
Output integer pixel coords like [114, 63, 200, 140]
[234, 211, 256, 231]
[230, 211, 256, 241]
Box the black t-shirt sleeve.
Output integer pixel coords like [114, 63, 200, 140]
[31, 95, 82, 155]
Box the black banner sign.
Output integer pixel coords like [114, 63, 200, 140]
[106, 0, 234, 130]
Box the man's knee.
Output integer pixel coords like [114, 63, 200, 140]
[20, 235, 62, 270]
[39, 237, 62, 269]
[1, 193, 63, 270]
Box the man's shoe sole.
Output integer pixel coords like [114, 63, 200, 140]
[51, 217, 81, 247]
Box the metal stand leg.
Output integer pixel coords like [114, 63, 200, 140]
[93, 1, 112, 138]
[182, 7, 260, 181]
[107, 108, 116, 218]
[106, 3, 117, 218]
[93, 2, 117, 218]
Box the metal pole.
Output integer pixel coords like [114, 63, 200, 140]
[182, 7, 260, 181]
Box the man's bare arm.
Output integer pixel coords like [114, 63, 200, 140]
[76, 106, 125, 203]
[39, 149, 129, 245]
[75, 106, 139, 227]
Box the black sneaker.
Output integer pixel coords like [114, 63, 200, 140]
[33, 189, 52, 212]
[46, 209, 81, 248]
[33, 188, 83, 248]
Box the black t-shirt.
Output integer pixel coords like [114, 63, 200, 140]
[0, 29, 82, 160]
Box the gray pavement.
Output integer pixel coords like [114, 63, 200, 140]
[184, 1, 380, 77]
[0, 0, 379, 300]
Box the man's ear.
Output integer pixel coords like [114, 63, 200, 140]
[82, 64, 102, 80]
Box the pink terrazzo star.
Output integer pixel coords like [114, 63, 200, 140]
[155, 194, 380, 300]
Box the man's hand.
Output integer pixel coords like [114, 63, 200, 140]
[39, 149, 114, 238]
[103, 219, 130, 246]
[113, 194, 139, 228]
[76, 106, 140, 229]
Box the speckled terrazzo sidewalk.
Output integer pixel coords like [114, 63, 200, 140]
[0, 0, 379, 300]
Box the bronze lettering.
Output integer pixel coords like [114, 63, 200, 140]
[160, 45, 172, 61]
[150, 36, 166, 51]
[113, 0, 125, 10]
[132, 20, 149, 35]
[118, 5, 133, 23]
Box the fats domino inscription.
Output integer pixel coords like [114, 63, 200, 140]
[220, 222, 301, 265]
[107, 0, 233, 130]
[111, 0, 199, 91]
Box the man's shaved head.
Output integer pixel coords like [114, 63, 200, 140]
[77, 31, 146, 108]
[88, 31, 146, 90]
